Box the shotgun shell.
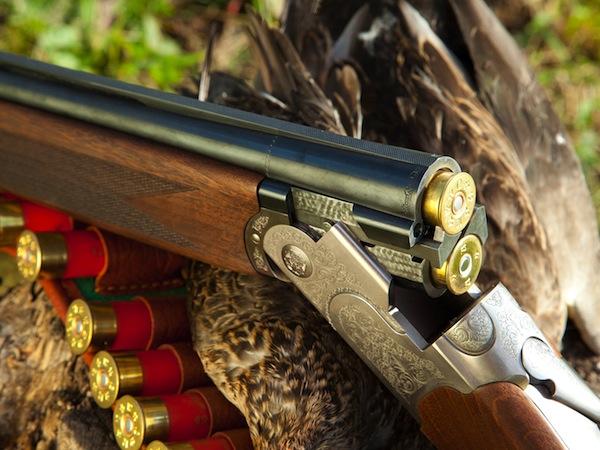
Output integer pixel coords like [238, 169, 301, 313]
[90, 351, 145, 409]
[0, 199, 72, 246]
[16, 229, 105, 281]
[90, 343, 208, 408]
[113, 395, 169, 450]
[146, 429, 253, 450]
[159, 343, 213, 389]
[430, 234, 483, 294]
[422, 171, 476, 235]
[65, 297, 190, 355]
[113, 388, 246, 450]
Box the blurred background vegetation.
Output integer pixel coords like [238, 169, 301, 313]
[0, 0, 598, 291]
[513, 0, 600, 212]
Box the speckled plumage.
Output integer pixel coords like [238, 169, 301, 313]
[186, 262, 430, 449]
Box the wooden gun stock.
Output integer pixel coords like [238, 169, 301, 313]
[1, 85, 597, 450]
[0, 99, 262, 274]
[419, 382, 565, 449]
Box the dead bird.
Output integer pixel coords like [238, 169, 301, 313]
[363, 0, 566, 345]
[186, 1, 600, 447]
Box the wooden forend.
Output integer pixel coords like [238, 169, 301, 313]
[418, 382, 566, 450]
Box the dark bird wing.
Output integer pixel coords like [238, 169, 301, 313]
[245, 10, 346, 135]
[333, 0, 566, 344]
[324, 62, 364, 138]
[279, 2, 367, 138]
[446, 0, 600, 353]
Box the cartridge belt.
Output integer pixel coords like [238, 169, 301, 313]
[0, 194, 252, 450]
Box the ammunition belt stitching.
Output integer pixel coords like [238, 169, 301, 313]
[1, 195, 253, 450]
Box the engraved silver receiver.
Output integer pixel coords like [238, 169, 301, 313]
[261, 221, 600, 448]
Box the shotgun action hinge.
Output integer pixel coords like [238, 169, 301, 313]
[244, 179, 600, 448]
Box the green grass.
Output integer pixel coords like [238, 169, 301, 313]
[0, 0, 203, 90]
[0, 0, 281, 89]
[515, 0, 600, 216]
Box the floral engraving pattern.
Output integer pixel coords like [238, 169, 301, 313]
[522, 338, 578, 383]
[265, 226, 363, 312]
[252, 247, 268, 272]
[252, 215, 270, 233]
[264, 223, 445, 402]
[335, 302, 444, 397]
[445, 305, 495, 355]
[482, 285, 540, 359]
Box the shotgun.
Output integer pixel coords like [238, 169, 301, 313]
[0, 51, 598, 449]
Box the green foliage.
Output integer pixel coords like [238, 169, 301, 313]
[250, 0, 280, 25]
[515, 0, 600, 214]
[0, 0, 202, 90]
[563, 2, 600, 60]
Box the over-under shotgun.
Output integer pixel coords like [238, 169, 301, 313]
[0, 51, 599, 449]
